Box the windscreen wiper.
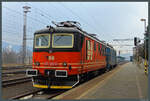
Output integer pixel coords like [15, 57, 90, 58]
[54, 35, 64, 43]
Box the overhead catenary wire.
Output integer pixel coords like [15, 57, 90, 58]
[3, 6, 43, 45]
[58, 2, 101, 34]
[26, 2, 77, 22]
[2, 30, 34, 40]
[3, 6, 48, 25]
[25, 2, 56, 21]
[3, 24, 34, 37]
[21, 2, 49, 24]
[47, 3, 71, 20]
[78, 3, 104, 36]
[4, 3, 101, 34]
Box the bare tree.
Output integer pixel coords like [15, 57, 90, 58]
[2, 47, 32, 65]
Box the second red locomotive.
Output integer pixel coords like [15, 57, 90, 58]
[26, 21, 117, 89]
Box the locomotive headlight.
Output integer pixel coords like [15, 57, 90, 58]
[35, 62, 40, 66]
[63, 62, 67, 66]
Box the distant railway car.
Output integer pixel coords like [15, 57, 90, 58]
[106, 45, 117, 70]
[26, 21, 117, 89]
[130, 56, 133, 62]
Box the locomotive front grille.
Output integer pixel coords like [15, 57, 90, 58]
[55, 70, 67, 77]
[45, 69, 55, 77]
[33, 76, 48, 85]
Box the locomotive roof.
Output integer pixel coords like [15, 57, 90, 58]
[34, 27, 80, 34]
[34, 26, 115, 50]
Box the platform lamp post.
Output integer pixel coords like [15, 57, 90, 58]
[141, 19, 146, 32]
[141, 18, 148, 74]
[118, 50, 120, 56]
[148, 2, 150, 99]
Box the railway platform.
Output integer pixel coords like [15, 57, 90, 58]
[53, 62, 148, 100]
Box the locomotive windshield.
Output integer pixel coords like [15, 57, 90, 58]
[52, 34, 74, 48]
[34, 34, 50, 48]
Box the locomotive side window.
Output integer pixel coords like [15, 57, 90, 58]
[103, 45, 105, 56]
[102, 46, 104, 56]
[90, 41, 93, 60]
[103, 46, 105, 56]
[101, 45, 103, 56]
[34, 34, 50, 48]
[86, 40, 88, 60]
[52, 34, 74, 48]
[99, 44, 102, 55]
[94, 42, 96, 51]
[98, 44, 100, 55]
[104, 46, 106, 56]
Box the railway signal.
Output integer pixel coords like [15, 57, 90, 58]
[134, 37, 141, 46]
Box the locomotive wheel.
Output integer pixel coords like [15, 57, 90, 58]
[111, 65, 114, 70]
[105, 67, 109, 72]
[79, 74, 84, 83]
[85, 72, 90, 80]
[98, 68, 106, 74]
[102, 68, 106, 74]
[109, 65, 113, 70]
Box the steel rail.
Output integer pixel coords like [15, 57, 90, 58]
[2, 77, 32, 87]
[2, 65, 32, 70]
[10, 89, 43, 100]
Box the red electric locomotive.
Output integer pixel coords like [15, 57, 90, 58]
[26, 21, 111, 89]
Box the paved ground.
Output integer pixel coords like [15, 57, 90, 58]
[53, 62, 148, 100]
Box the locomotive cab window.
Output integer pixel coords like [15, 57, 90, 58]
[34, 34, 50, 48]
[52, 34, 74, 48]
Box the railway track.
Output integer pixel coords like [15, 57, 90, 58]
[31, 90, 66, 99]
[118, 61, 129, 65]
[2, 65, 32, 70]
[2, 65, 32, 75]
[2, 71, 26, 75]
[3, 62, 128, 99]
[10, 89, 43, 99]
[2, 77, 32, 87]
[10, 89, 66, 100]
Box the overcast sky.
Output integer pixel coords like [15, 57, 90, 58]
[2, 2, 148, 56]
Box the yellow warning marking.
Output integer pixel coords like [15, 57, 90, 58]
[135, 69, 143, 99]
[51, 86, 72, 89]
[33, 84, 72, 89]
[33, 84, 48, 88]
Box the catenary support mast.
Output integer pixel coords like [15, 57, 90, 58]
[22, 6, 31, 65]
